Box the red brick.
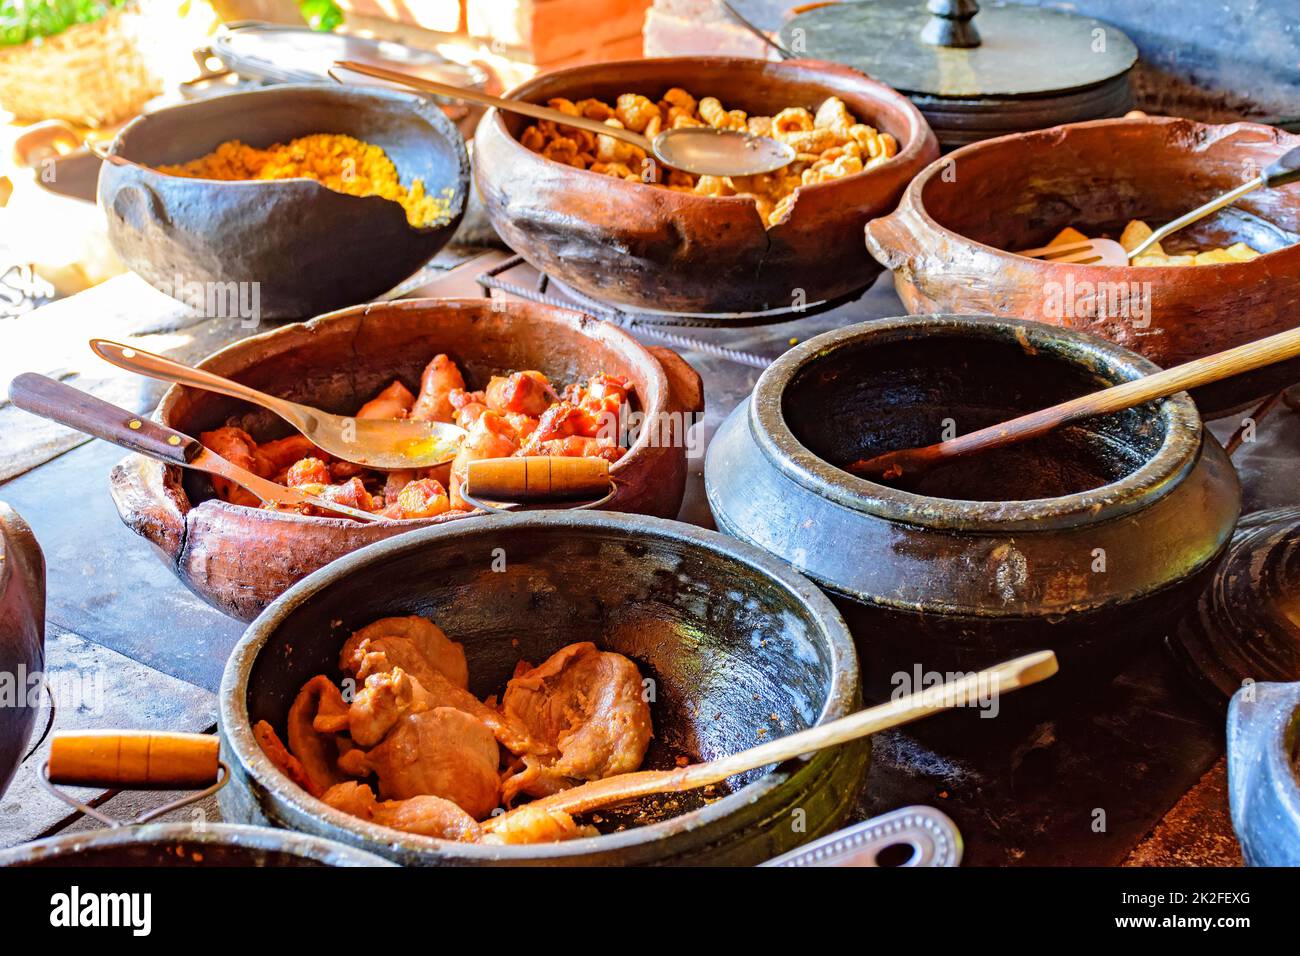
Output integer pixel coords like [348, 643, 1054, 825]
[336, 0, 464, 33]
[468, 0, 650, 64]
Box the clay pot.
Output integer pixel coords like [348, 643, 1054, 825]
[98, 85, 469, 320]
[0, 504, 44, 798]
[475, 56, 938, 316]
[0, 822, 392, 866]
[705, 315, 1241, 696]
[1227, 681, 1300, 867]
[865, 117, 1300, 415]
[219, 512, 867, 865]
[109, 298, 704, 622]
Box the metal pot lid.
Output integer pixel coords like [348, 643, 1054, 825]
[778, 0, 1137, 99]
[212, 21, 486, 92]
[1170, 507, 1300, 704]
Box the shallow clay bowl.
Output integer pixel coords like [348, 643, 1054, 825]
[98, 84, 469, 319]
[475, 56, 938, 317]
[0, 822, 393, 866]
[0, 503, 44, 799]
[865, 117, 1300, 415]
[109, 298, 704, 622]
[219, 511, 866, 866]
[706, 315, 1241, 697]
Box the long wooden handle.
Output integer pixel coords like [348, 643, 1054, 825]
[851, 323, 1300, 478]
[332, 60, 654, 152]
[8, 373, 200, 467]
[466, 457, 610, 502]
[488, 650, 1057, 821]
[48, 731, 219, 788]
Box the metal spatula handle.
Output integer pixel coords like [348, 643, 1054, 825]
[762, 806, 963, 867]
[1129, 145, 1300, 258]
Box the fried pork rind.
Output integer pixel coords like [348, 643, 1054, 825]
[1066, 219, 1261, 266]
[516, 88, 897, 228]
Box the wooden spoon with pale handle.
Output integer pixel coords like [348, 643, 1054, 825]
[484, 650, 1057, 826]
[847, 323, 1300, 482]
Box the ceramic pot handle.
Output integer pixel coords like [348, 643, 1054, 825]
[865, 210, 920, 274]
[47, 731, 220, 789]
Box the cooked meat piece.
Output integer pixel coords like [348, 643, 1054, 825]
[351, 645, 535, 756]
[449, 411, 520, 510]
[357, 379, 416, 420]
[349, 666, 429, 747]
[382, 469, 418, 503]
[480, 803, 598, 845]
[348, 707, 501, 818]
[199, 426, 261, 506]
[485, 370, 554, 416]
[287, 675, 349, 794]
[395, 478, 450, 518]
[500, 642, 652, 803]
[254, 720, 319, 796]
[285, 457, 331, 487]
[253, 435, 322, 477]
[321, 781, 481, 841]
[339, 615, 470, 690]
[411, 354, 465, 423]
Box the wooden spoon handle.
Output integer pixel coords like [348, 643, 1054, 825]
[853, 323, 1300, 477]
[48, 731, 219, 789]
[492, 650, 1057, 820]
[945, 323, 1300, 454]
[332, 60, 654, 152]
[8, 372, 200, 467]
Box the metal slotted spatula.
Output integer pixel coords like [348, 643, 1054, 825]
[1019, 145, 1300, 265]
[90, 339, 465, 470]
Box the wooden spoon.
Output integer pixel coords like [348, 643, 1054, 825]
[847, 323, 1300, 482]
[483, 650, 1057, 826]
[330, 60, 797, 178]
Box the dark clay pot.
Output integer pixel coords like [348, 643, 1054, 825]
[0, 822, 392, 866]
[219, 512, 866, 865]
[705, 315, 1241, 697]
[0, 503, 44, 798]
[1227, 681, 1300, 867]
[98, 84, 469, 320]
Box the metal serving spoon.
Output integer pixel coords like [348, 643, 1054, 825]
[330, 59, 797, 178]
[90, 339, 465, 470]
[7, 374, 382, 523]
[1020, 145, 1300, 265]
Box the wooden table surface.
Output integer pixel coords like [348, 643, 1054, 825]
[3, 251, 1295, 864]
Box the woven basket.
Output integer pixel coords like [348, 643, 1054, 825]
[0, 8, 162, 128]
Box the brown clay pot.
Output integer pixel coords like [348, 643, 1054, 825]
[475, 57, 939, 316]
[109, 298, 704, 621]
[865, 117, 1300, 415]
[0, 504, 44, 798]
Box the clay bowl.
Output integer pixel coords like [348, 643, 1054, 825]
[865, 117, 1300, 416]
[109, 298, 704, 622]
[0, 504, 44, 799]
[705, 315, 1241, 698]
[1227, 681, 1300, 866]
[219, 511, 867, 866]
[475, 56, 938, 317]
[0, 822, 392, 866]
[98, 84, 469, 320]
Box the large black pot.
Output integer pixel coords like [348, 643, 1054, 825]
[706, 315, 1240, 697]
[0, 822, 392, 866]
[1227, 681, 1300, 866]
[219, 512, 866, 865]
[0, 504, 44, 798]
[98, 84, 469, 320]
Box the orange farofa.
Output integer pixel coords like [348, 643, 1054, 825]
[159, 133, 453, 228]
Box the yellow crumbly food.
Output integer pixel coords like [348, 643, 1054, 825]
[1049, 220, 1261, 266]
[158, 133, 453, 229]
[518, 90, 898, 229]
